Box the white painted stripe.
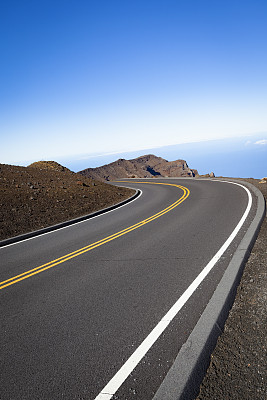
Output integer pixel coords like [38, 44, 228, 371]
[0, 188, 142, 249]
[94, 180, 253, 400]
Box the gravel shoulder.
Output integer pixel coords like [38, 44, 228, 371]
[197, 178, 266, 399]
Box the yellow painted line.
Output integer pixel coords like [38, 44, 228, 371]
[0, 182, 190, 290]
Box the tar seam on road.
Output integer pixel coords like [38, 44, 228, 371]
[0, 182, 189, 290]
[94, 180, 253, 400]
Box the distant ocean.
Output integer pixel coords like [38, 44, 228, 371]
[62, 134, 267, 179]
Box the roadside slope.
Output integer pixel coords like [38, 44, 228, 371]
[0, 163, 134, 241]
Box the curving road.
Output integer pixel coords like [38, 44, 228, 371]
[0, 179, 256, 399]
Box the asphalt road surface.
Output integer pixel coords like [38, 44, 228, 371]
[0, 179, 256, 399]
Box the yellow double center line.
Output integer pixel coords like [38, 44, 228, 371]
[0, 182, 190, 290]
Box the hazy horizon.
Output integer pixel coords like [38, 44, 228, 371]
[5, 133, 266, 180]
[59, 134, 267, 179]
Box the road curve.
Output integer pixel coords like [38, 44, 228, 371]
[0, 178, 259, 399]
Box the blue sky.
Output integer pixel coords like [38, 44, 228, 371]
[0, 0, 267, 177]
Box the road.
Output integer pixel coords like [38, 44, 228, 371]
[0, 179, 255, 399]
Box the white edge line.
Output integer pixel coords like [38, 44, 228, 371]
[94, 180, 252, 400]
[0, 188, 142, 249]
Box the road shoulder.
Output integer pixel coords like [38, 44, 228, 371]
[153, 179, 266, 400]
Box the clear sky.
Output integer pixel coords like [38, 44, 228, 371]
[1, 0, 267, 169]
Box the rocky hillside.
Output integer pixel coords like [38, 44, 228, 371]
[79, 154, 198, 181]
[0, 162, 134, 240]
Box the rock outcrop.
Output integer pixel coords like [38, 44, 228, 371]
[79, 154, 198, 181]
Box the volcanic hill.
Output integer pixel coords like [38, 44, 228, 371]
[79, 154, 198, 181]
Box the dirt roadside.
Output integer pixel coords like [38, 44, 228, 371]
[0, 163, 135, 241]
[197, 178, 266, 399]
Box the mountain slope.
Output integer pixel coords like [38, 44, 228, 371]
[79, 154, 198, 181]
